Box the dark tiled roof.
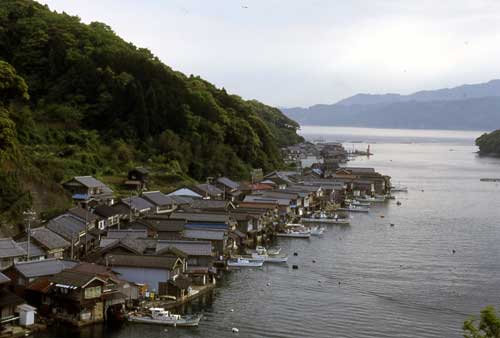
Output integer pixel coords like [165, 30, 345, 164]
[0, 238, 27, 259]
[67, 207, 100, 223]
[31, 227, 70, 250]
[216, 177, 240, 190]
[105, 254, 180, 270]
[193, 184, 223, 197]
[14, 259, 77, 278]
[47, 214, 87, 241]
[50, 270, 105, 288]
[183, 229, 226, 241]
[70, 262, 118, 279]
[73, 176, 107, 188]
[94, 205, 119, 218]
[143, 218, 185, 232]
[121, 196, 154, 211]
[131, 167, 149, 174]
[168, 195, 195, 205]
[170, 212, 229, 223]
[189, 200, 233, 210]
[142, 191, 175, 207]
[156, 240, 213, 256]
[17, 241, 46, 258]
[107, 229, 148, 239]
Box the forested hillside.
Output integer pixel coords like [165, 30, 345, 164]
[0, 0, 303, 232]
[476, 130, 500, 155]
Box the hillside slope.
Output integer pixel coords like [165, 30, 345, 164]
[0, 0, 303, 231]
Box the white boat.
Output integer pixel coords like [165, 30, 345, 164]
[301, 212, 351, 225]
[286, 223, 305, 228]
[351, 200, 371, 207]
[128, 308, 202, 327]
[265, 247, 281, 255]
[250, 252, 288, 263]
[227, 257, 264, 267]
[337, 205, 370, 213]
[391, 186, 408, 192]
[310, 226, 325, 236]
[276, 230, 311, 238]
[357, 196, 386, 203]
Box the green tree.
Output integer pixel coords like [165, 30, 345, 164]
[464, 306, 500, 338]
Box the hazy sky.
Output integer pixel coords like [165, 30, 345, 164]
[39, 0, 500, 107]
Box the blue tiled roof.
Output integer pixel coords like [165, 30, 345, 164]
[185, 222, 228, 230]
[72, 193, 89, 200]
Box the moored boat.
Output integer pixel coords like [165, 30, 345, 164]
[301, 212, 351, 225]
[337, 205, 370, 213]
[276, 230, 311, 238]
[227, 257, 264, 267]
[128, 308, 202, 327]
[310, 226, 325, 236]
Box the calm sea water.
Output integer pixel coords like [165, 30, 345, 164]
[36, 127, 500, 338]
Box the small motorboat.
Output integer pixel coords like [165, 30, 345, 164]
[250, 252, 288, 263]
[337, 205, 370, 213]
[301, 212, 351, 225]
[227, 257, 264, 267]
[310, 226, 325, 236]
[350, 200, 371, 207]
[276, 230, 311, 238]
[357, 196, 386, 203]
[128, 308, 202, 327]
[266, 247, 281, 255]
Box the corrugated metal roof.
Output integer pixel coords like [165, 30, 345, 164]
[31, 227, 70, 250]
[183, 229, 226, 241]
[14, 259, 77, 278]
[0, 238, 27, 259]
[156, 240, 213, 256]
[121, 196, 154, 211]
[47, 214, 87, 241]
[216, 177, 240, 190]
[106, 254, 180, 270]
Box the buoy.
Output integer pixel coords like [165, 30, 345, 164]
[232, 327, 239, 333]
[380, 215, 385, 218]
[422, 189, 424, 192]
[312, 260, 316, 263]
[452, 249, 456, 254]
[293, 252, 298, 256]
[230, 309, 234, 312]
[266, 282, 270, 286]
[390, 223, 395, 227]
[397, 201, 401, 206]
[292, 265, 298, 269]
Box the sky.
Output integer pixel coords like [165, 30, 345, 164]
[38, 0, 500, 107]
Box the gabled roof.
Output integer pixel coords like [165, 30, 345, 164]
[193, 184, 223, 197]
[30, 227, 70, 250]
[183, 229, 226, 241]
[50, 270, 106, 288]
[70, 262, 119, 280]
[142, 191, 175, 207]
[17, 241, 46, 258]
[143, 218, 185, 232]
[167, 188, 203, 198]
[189, 200, 234, 211]
[120, 196, 154, 211]
[185, 222, 228, 230]
[156, 240, 213, 257]
[71, 176, 107, 188]
[105, 254, 182, 270]
[47, 214, 87, 241]
[0, 238, 27, 259]
[216, 177, 240, 190]
[168, 195, 195, 205]
[14, 259, 77, 278]
[67, 207, 100, 223]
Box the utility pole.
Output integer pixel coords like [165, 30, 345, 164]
[23, 210, 36, 261]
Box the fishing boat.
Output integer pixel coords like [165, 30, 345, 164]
[227, 257, 264, 267]
[301, 212, 351, 224]
[250, 252, 288, 263]
[276, 229, 311, 238]
[391, 185, 408, 192]
[357, 195, 386, 203]
[337, 205, 370, 213]
[128, 308, 202, 327]
[350, 199, 371, 207]
[266, 247, 281, 255]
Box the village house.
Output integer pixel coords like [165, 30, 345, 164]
[46, 270, 107, 325]
[155, 240, 215, 286]
[186, 199, 236, 212]
[141, 191, 177, 214]
[46, 214, 97, 259]
[126, 167, 149, 190]
[63, 176, 114, 207]
[68, 207, 105, 231]
[0, 239, 27, 271]
[103, 253, 187, 298]
[114, 196, 154, 219]
[141, 217, 185, 240]
[167, 187, 203, 199]
[4, 258, 77, 297]
[93, 205, 121, 229]
[215, 177, 242, 201]
[16, 241, 46, 262]
[0, 272, 25, 327]
[182, 229, 228, 258]
[29, 227, 70, 259]
[191, 184, 224, 200]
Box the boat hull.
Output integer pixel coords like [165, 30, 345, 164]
[128, 315, 202, 327]
[301, 218, 350, 224]
[337, 208, 369, 213]
[276, 233, 311, 238]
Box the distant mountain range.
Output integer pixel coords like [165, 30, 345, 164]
[282, 80, 500, 130]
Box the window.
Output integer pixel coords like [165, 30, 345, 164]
[84, 286, 102, 299]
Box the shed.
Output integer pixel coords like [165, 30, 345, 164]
[17, 304, 36, 326]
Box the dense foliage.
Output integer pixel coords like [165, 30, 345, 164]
[463, 306, 500, 338]
[476, 130, 500, 155]
[0, 0, 303, 230]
